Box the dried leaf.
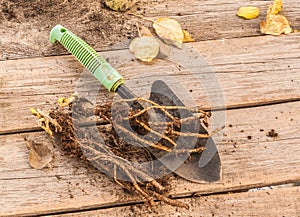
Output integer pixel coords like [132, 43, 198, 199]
[153, 17, 184, 48]
[25, 138, 53, 170]
[182, 30, 195, 43]
[237, 6, 260, 20]
[139, 25, 153, 37]
[104, 0, 137, 11]
[129, 36, 160, 62]
[268, 0, 282, 15]
[260, 0, 292, 36]
[260, 14, 292, 35]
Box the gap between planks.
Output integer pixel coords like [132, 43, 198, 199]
[1, 34, 300, 133]
[51, 186, 300, 217]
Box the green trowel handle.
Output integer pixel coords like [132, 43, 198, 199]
[50, 24, 124, 92]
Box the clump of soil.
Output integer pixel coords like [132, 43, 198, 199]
[267, 129, 278, 138]
[32, 95, 212, 209]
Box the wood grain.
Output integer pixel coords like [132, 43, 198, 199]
[56, 186, 300, 217]
[1, 101, 299, 216]
[1, 0, 300, 59]
[1, 34, 300, 133]
[1, 0, 299, 216]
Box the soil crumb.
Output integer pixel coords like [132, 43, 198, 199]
[267, 129, 278, 138]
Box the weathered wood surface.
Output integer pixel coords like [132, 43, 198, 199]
[56, 186, 300, 217]
[1, 0, 300, 216]
[1, 101, 299, 216]
[1, 0, 300, 60]
[1, 34, 300, 134]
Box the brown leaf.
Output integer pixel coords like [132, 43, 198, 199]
[153, 17, 184, 48]
[25, 138, 53, 169]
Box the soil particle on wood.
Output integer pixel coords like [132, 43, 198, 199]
[267, 129, 278, 138]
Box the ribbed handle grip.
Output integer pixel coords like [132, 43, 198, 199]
[50, 25, 124, 92]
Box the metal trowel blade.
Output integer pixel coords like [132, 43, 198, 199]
[149, 80, 221, 183]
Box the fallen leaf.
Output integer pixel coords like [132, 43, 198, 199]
[260, 0, 292, 35]
[129, 36, 160, 62]
[139, 26, 153, 37]
[153, 17, 184, 48]
[237, 6, 260, 20]
[268, 0, 282, 15]
[182, 30, 195, 43]
[104, 0, 137, 11]
[260, 14, 292, 35]
[25, 138, 53, 170]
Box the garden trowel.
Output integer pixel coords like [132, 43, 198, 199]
[49, 24, 221, 183]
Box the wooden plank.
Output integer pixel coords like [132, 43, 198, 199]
[1, 101, 299, 216]
[1, 0, 300, 59]
[56, 186, 300, 217]
[1, 34, 300, 133]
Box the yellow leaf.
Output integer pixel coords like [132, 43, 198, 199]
[58, 93, 77, 107]
[153, 17, 184, 48]
[237, 6, 260, 20]
[129, 36, 160, 62]
[260, 0, 292, 36]
[260, 14, 292, 35]
[104, 0, 137, 11]
[183, 30, 195, 43]
[267, 0, 282, 15]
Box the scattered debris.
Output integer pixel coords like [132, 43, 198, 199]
[24, 138, 53, 169]
[267, 129, 279, 138]
[129, 36, 160, 62]
[128, 15, 194, 62]
[237, 6, 260, 20]
[153, 17, 184, 48]
[104, 0, 137, 11]
[260, 0, 292, 35]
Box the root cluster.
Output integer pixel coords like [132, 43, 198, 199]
[31, 95, 215, 209]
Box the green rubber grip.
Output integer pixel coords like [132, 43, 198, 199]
[50, 24, 124, 92]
